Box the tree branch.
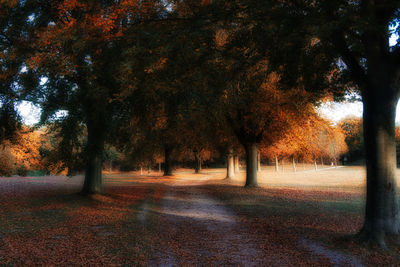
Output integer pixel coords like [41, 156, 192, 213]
[330, 32, 367, 89]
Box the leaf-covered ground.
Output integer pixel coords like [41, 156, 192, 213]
[0, 167, 399, 266]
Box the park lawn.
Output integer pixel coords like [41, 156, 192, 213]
[0, 176, 169, 266]
[158, 166, 400, 265]
[0, 167, 400, 266]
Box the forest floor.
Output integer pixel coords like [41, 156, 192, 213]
[0, 166, 400, 266]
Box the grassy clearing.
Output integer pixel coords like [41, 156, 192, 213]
[0, 166, 399, 265]
[0, 176, 167, 266]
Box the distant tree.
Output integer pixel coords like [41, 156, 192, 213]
[262, 108, 347, 169]
[0, 126, 46, 176]
[338, 117, 364, 164]
[40, 120, 86, 176]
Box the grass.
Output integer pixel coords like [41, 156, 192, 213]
[0, 166, 399, 265]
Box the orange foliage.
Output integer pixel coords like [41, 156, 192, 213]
[28, 0, 154, 74]
[0, 127, 46, 175]
[262, 109, 348, 162]
[10, 128, 45, 170]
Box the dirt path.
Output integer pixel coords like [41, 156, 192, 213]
[135, 174, 365, 266]
[146, 180, 297, 266]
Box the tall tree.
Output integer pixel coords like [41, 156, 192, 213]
[29, 0, 165, 194]
[264, 0, 400, 246]
[211, 17, 311, 186]
[0, 0, 44, 143]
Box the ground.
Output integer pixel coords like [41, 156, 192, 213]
[0, 165, 399, 266]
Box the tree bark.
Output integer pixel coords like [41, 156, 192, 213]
[226, 151, 235, 179]
[257, 152, 261, 172]
[163, 146, 173, 176]
[292, 156, 296, 172]
[244, 143, 258, 187]
[359, 90, 400, 247]
[234, 155, 240, 173]
[158, 162, 161, 173]
[81, 120, 105, 195]
[314, 160, 317, 171]
[275, 156, 279, 173]
[194, 150, 201, 174]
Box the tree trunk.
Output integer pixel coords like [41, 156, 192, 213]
[244, 143, 258, 187]
[292, 156, 296, 172]
[194, 151, 201, 174]
[257, 152, 261, 172]
[158, 162, 161, 173]
[226, 151, 235, 179]
[109, 161, 112, 174]
[314, 160, 317, 171]
[140, 166, 143, 175]
[359, 90, 400, 247]
[275, 156, 279, 173]
[81, 120, 105, 195]
[234, 155, 240, 173]
[163, 146, 173, 176]
[148, 165, 151, 174]
[321, 156, 324, 166]
[282, 159, 285, 173]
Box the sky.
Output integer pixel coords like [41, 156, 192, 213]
[13, 98, 369, 125]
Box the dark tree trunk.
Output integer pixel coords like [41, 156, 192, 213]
[359, 89, 400, 247]
[244, 143, 258, 187]
[164, 146, 173, 176]
[194, 150, 201, 174]
[226, 151, 235, 179]
[234, 156, 240, 173]
[158, 162, 161, 172]
[81, 120, 105, 195]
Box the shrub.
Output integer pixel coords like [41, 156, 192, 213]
[15, 165, 28, 177]
[0, 148, 14, 176]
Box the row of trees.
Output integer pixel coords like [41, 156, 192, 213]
[2, 0, 400, 247]
[0, 113, 350, 177]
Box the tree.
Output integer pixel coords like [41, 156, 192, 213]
[0, 126, 47, 176]
[29, 1, 166, 194]
[338, 117, 364, 163]
[261, 107, 347, 169]
[264, 0, 400, 246]
[0, 0, 40, 144]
